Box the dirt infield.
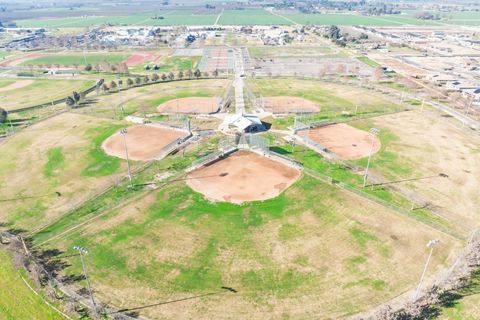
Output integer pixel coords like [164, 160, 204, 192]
[102, 124, 187, 161]
[303, 123, 380, 160]
[157, 97, 219, 114]
[263, 96, 320, 114]
[0, 80, 33, 92]
[124, 53, 156, 66]
[186, 150, 301, 204]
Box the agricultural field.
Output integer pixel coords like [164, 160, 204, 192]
[19, 53, 130, 66]
[0, 249, 64, 320]
[218, 9, 290, 25]
[0, 79, 95, 111]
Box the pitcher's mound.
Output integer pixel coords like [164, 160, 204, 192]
[263, 96, 320, 114]
[303, 123, 381, 160]
[157, 97, 219, 114]
[187, 151, 301, 204]
[102, 124, 187, 161]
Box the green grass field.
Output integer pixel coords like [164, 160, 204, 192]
[32, 163, 459, 319]
[21, 54, 130, 66]
[14, 9, 466, 27]
[0, 113, 126, 230]
[0, 80, 15, 88]
[1, 79, 95, 111]
[0, 249, 65, 319]
[140, 56, 201, 73]
[218, 9, 289, 25]
[248, 78, 403, 115]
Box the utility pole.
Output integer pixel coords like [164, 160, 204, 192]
[363, 127, 380, 187]
[412, 239, 439, 302]
[73, 246, 98, 319]
[120, 128, 133, 186]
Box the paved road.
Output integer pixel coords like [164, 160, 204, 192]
[233, 48, 245, 115]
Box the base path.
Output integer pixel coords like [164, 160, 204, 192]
[303, 123, 381, 160]
[157, 97, 219, 114]
[102, 124, 187, 161]
[263, 96, 320, 114]
[186, 150, 301, 204]
[0, 80, 33, 92]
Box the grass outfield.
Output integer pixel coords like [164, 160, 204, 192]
[20, 54, 130, 66]
[134, 56, 201, 73]
[1, 79, 95, 111]
[0, 249, 65, 319]
[248, 78, 402, 114]
[77, 78, 228, 119]
[32, 170, 460, 319]
[0, 113, 127, 231]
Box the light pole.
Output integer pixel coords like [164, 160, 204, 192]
[120, 128, 133, 186]
[363, 127, 380, 187]
[412, 239, 439, 302]
[73, 246, 98, 319]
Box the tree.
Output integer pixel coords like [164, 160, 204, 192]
[110, 80, 117, 91]
[203, 72, 209, 78]
[118, 79, 123, 88]
[101, 83, 109, 93]
[213, 69, 219, 77]
[84, 63, 92, 71]
[178, 71, 184, 80]
[186, 69, 193, 79]
[161, 73, 167, 81]
[135, 77, 141, 85]
[72, 91, 81, 104]
[144, 76, 149, 83]
[168, 72, 175, 81]
[0, 107, 7, 123]
[152, 73, 159, 82]
[65, 96, 75, 107]
[194, 69, 201, 79]
[126, 78, 133, 87]
[94, 64, 101, 73]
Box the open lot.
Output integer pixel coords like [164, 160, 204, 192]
[102, 124, 188, 161]
[0, 79, 95, 111]
[301, 123, 381, 160]
[157, 97, 220, 114]
[187, 150, 301, 203]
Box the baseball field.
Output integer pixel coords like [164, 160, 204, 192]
[0, 70, 478, 319]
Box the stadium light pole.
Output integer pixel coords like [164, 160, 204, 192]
[120, 128, 133, 186]
[73, 246, 98, 319]
[363, 127, 380, 188]
[412, 239, 439, 302]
